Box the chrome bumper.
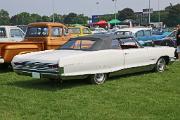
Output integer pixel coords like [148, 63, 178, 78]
[0, 57, 4, 64]
[14, 69, 60, 79]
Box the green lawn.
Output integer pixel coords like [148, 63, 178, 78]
[0, 62, 180, 120]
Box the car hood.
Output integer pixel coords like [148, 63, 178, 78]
[12, 50, 88, 64]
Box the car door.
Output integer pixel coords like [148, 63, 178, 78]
[135, 30, 144, 41]
[120, 38, 151, 69]
[9, 29, 25, 41]
[109, 39, 125, 71]
[48, 26, 67, 49]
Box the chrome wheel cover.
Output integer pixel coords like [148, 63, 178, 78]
[157, 58, 166, 72]
[94, 73, 105, 83]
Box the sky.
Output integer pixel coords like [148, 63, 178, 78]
[0, 0, 179, 17]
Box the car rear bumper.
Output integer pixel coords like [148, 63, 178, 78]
[14, 69, 60, 79]
[0, 57, 4, 64]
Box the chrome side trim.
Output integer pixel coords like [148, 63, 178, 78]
[109, 64, 155, 77]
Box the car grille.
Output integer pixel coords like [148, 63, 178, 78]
[13, 61, 59, 72]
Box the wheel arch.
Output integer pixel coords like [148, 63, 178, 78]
[160, 56, 170, 65]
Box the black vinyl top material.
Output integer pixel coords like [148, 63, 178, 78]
[60, 34, 135, 51]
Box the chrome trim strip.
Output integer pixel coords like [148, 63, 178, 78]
[109, 64, 155, 77]
[14, 70, 60, 79]
[13, 61, 59, 72]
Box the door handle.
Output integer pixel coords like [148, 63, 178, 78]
[50, 38, 55, 40]
[125, 53, 129, 55]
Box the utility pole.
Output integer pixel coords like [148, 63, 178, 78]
[112, 0, 117, 25]
[148, 0, 151, 24]
[52, 0, 55, 22]
[158, 0, 160, 22]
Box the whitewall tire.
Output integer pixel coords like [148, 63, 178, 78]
[155, 57, 166, 72]
[90, 73, 107, 85]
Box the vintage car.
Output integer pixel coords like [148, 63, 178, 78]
[12, 35, 176, 85]
[155, 30, 177, 47]
[0, 22, 71, 64]
[68, 26, 92, 37]
[91, 27, 107, 34]
[114, 27, 167, 45]
[0, 26, 25, 42]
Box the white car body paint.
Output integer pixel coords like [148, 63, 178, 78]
[12, 46, 175, 78]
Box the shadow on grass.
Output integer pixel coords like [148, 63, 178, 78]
[6, 78, 90, 91]
[0, 64, 12, 73]
[6, 71, 154, 91]
[107, 71, 153, 82]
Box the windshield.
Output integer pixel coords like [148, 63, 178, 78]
[59, 39, 96, 50]
[68, 28, 80, 34]
[26, 27, 48, 37]
[83, 28, 91, 34]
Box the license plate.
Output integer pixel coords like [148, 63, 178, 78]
[32, 72, 40, 79]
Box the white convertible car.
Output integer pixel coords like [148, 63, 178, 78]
[12, 35, 176, 84]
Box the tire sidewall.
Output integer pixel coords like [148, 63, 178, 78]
[90, 73, 107, 85]
[155, 58, 166, 72]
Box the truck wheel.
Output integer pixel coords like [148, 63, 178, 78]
[90, 73, 107, 85]
[155, 57, 166, 72]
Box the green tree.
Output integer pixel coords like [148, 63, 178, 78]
[166, 4, 180, 26]
[41, 15, 50, 22]
[0, 9, 10, 25]
[10, 12, 32, 25]
[117, 8, 135, 21]
[64, 13, 88, 25]
[151, 11, 168, 23]
[64, 13, 78, 24]
[31, 13, 42, 22]
[50, 13, 64, 23]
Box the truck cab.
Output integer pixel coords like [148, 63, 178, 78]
[0, 22, 71, 64]
[0, 26, 25, 42]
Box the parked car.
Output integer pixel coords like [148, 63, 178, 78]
[68, 26, 92, 37]
[0, 26, 25, 42]
[91, 27, 107, 34]
[114, 27, 167, 45]
[17, 25, 28, 33]
[12, 35, 176, 85]
[156, 30, 177, 47]
[0, 22, 71, 64]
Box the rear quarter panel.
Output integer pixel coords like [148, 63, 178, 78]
[147, 47, 175, 64]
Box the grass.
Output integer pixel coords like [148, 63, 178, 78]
[0, 62, 180, 120]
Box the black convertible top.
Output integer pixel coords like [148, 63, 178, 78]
[60, 34, 136, 51]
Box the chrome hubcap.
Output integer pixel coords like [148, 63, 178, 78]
[94, 73, 105, 83]
[157, 58, 166, 72]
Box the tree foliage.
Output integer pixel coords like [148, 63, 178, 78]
[117, 8, 135, 21]
[166, 4, 180, 26]
[63, 13, 88, 25]
[0, 9, 10, 25]
[0, 3, 179, 27]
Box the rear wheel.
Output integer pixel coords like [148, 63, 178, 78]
[155, 57, 166, 72]
[90, 73, 107, 85]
